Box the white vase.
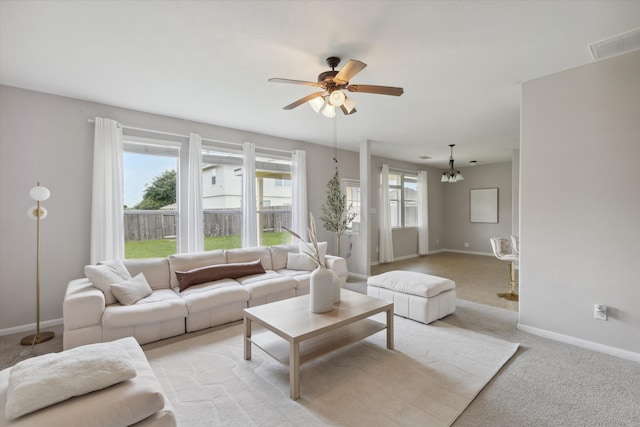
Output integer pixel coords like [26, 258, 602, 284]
[310, 265, 334, 313]
[332, 271, 341, 303]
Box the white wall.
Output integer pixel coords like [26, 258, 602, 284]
[519, 51, 640, 355]
[0, 85, 356, 332]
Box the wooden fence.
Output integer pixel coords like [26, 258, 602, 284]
[124, 208, 291, 241]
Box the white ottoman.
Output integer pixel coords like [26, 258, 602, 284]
[367, 271, 456, 324]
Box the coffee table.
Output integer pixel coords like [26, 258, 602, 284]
[243, 289, 394, 400]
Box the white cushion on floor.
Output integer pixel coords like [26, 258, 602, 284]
[367, 271, 454, 297]
[0, 337, 169, 427]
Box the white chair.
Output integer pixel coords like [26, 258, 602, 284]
[490, 237, 519, 301]
[511, 235, 520, 255]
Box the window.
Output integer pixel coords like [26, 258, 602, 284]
[256, 154, 292, 246]
[387, 170, 418, 228]
[404, 175, 418, 227]
[123, 137, 180, 258]
[274, 178, 291, 187]
[343, 179, 361, 231]
[201, 146, 244, 250]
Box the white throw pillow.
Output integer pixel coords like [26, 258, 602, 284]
[299, 241, 328, 264]
[286, 252, 318, 271]
[110, 273, 153, 305]
[5, 341, 137, 420]
[84, 259, 132, 305]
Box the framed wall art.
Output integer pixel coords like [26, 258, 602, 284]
[470, 188, 498, 223]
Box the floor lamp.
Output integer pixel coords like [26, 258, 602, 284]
[21, 182, 55, 345]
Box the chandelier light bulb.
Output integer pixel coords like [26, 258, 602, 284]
[328, 90, 346, 107]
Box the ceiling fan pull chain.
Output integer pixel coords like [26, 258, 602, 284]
[333, 115, 338, 164]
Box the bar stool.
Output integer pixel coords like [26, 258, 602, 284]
[490, 237, 519, 301]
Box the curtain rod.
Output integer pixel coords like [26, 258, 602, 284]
[376, 164, 425, 174]
[87, 119, 292, 154]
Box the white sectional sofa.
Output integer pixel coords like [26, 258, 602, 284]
[63, 244, 348, 350]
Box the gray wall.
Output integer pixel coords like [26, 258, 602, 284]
[520, 51, 640, 355]
[442, 162, 513, 254]
[0, 85, 355, 332]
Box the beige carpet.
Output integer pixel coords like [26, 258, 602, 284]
[145, 314, 519, 427]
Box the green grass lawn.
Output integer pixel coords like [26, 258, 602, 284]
[125, 232, 292, 258]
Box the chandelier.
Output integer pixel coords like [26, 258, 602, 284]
[441, 144, 464, 183]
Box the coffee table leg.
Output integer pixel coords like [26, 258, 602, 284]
[244, 316, 252, 360]
[386, 307, 394, 350]
[290, 341, 300, 400]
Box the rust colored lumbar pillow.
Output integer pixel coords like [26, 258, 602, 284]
[175, 259, 266, 291]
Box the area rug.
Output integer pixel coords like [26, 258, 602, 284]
[145, 315, 519, 427]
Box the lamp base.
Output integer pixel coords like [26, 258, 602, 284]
[20, 331, 55, 346]
[497, 292, 519, 301]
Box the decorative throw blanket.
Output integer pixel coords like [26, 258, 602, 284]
[5, 341, 137, 420]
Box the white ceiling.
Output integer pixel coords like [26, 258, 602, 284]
[1, 1, 639, 168]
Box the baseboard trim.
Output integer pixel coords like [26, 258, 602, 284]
[517, 323, 640, 362]
[0, 318, 63, 337]
[445, 249, 494, 257]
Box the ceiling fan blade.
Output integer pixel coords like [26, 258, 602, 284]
[346, 84, 404, 96]
[334, 60, 367, 84]
[283, 91, 325, 110]
[268, 78, 324, 88]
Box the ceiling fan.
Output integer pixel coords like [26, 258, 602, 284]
[268, 56, 404, 117]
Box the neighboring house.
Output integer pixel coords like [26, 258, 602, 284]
[202, 164, 292, 210]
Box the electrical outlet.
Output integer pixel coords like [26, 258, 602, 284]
[464, 242, 470, 248]
[594, 304, 607, 321]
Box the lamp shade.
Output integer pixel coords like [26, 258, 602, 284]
[30, 185, 50, 202]
[322, 105, 336, 118]
[308, 96, 324, 113]
[328, 90, 346, 107]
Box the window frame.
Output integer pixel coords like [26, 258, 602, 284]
[342, 178, 361, 233]
[388, 169, 418, 229]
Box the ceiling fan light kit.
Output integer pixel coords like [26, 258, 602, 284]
[269, 56, 403, 117]
[441, 144, 464, 183]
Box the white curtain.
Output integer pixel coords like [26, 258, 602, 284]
[242, 141, 257, 247]
[291, 150, 308, 241]
[178, 133, 204, 253]
[90, 117, 124, 264]
[379, 164, 394, 263]
[417, 170, 429, 255]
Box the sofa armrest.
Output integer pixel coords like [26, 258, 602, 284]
[63, 279, 105, 330]
[325, 255, 348, 278]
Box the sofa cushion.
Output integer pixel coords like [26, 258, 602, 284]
[269, 244, 298, 270]
[84, 259, 132, 305]
[123, 258, 171, 290]
[299, 241, 328, 264]
[168, 250, 226, 290]
[179, 279, 250, 313]
[102, 289, 187, 329]
[225, 247, 273, 270]
[235, 271, 298, 299]
[5, 340, 137, 420]
[110, 273, 153, 305]
[286, 252, 317, 271]
[175, 260, 266, 292]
